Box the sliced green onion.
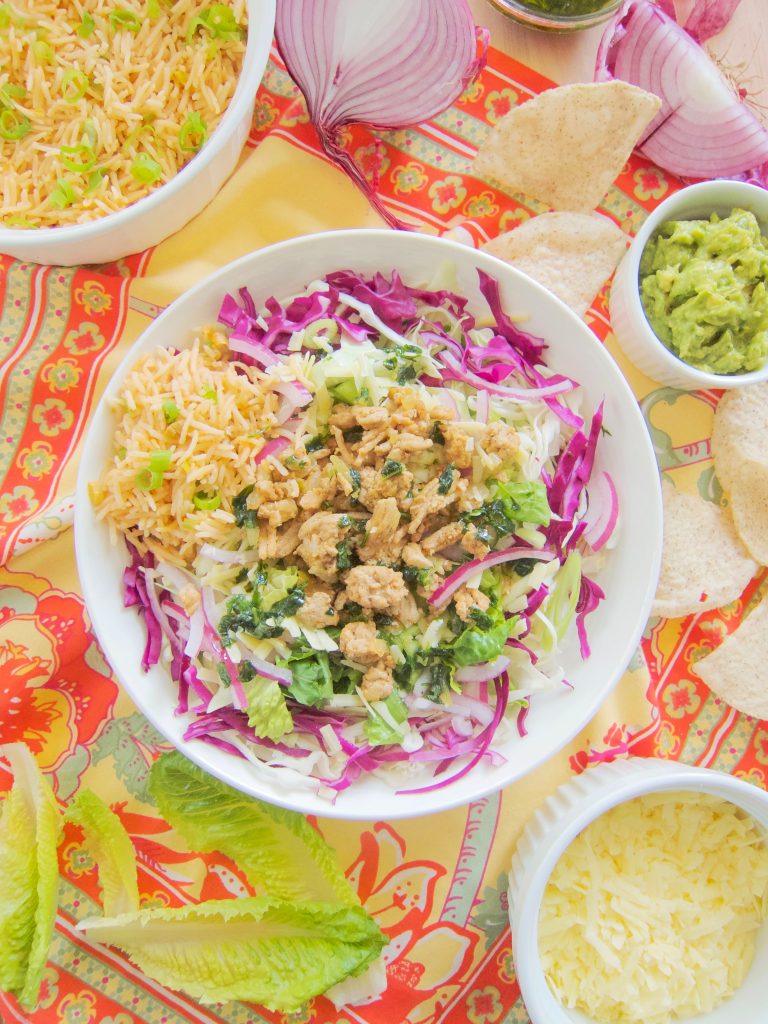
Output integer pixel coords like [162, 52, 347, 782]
[78, 11, 95, 37]
[162, 400, 179, 424]
[32, 40, 54, 63]
[0, 4, 11, 29]
[193, 490, 220, 511]
[59, 143, 97, 172]
[148, 449, 172, 473]
[147, 0, 163, 18]
[3, 215, 34, 228]
[117, 447, 127, 460]
[81, 118, 98, 150]
[109, 8, 142, 32]
[130, 152, 162, 184]
[303, 318, 338, 348]
[49, 177, 79, 209]
[61, 69, 89, 104]
[85, 167, 105, 194]
[186, 4, 243, 43]
[135, 468, 163, 491]
[201, 388, 217, 401]
[0, 108, 30, 141]
[178, 112, 208, 153]
[0, 84, 26, 107]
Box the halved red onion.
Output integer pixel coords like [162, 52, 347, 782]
[429, 547, 555, 609]
[596, 0, 768, 178]
[275, 0, 487, 228]
[440, 351, 574, 402]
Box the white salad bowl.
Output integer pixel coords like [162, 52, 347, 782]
[75, 229, 662, 820]
[0, 0, 275, 267]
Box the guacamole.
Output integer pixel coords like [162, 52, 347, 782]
[639, 208, 768, 375]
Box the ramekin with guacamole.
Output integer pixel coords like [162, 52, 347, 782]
[638, 208, 768, 375]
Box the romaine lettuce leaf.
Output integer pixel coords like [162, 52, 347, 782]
[78, 897, 386, 1011]
[148, 752, 358, 905]
[452, 604, 513, 667]
[243, 676, 293, 742]
[0, 743, 62, 1009]
[65, 790, 139, 917]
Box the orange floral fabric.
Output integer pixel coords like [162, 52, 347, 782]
[0, 43, 765, 1024]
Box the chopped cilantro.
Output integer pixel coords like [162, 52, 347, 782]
[438, 463, 455, 495]
[336, 540, 353, 571]
[306, 432, 328, 452]
[233, 484, 257, 529]
[342, 426, 364, 444]
[381, 459, 404, 478]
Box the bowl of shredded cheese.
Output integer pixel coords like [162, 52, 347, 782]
[509, 757, 768, 1024]
[0, 0, 275, 266]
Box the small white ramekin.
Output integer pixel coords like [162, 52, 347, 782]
[0, 0, 275, 267]
[508, 757, 768, 1024]
[610, 180, 768, 390]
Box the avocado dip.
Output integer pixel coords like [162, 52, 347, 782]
[639, 208, 768, 375]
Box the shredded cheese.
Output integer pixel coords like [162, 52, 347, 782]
[539, 791, 768, 1024]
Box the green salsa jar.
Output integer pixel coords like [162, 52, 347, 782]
[488, 0, 622, 31]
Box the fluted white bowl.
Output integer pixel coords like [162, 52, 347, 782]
[509, 757, 768, 1024]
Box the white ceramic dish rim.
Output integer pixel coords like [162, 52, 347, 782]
[0, 0, 274, 253]
[74, 228, 663, 820]
[509, 757, 768, 1024]
[621, 179, 768, 390]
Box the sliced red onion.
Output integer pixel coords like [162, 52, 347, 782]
[581, 471, 619, 552]
[596, 0, 768, 178]
[274, 380, 313, 425]
[228, 336, 281, 367]
[198, 543, 260, 565]
[440, 351, 574, 402]
[241, 653, 294, 687]
[275, 0, 487, 228]
[455, 655, 510, 684]
[254, 435, 291, 466]
[184, 606, 205, 659]
[429, 547, 555, 609]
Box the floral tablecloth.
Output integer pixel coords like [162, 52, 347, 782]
[1, 41, 767, 1024]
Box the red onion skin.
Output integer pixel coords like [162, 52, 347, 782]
[596, 0, 768, 179]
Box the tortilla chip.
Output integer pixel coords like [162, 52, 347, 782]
[711, 382, 768, 493]
[482, 212, 627, 315]
[693, 597, 768, 720]
[473, 81, 661, 213]
[652, 479, 757, 619]
[728, 458, 768, 566]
